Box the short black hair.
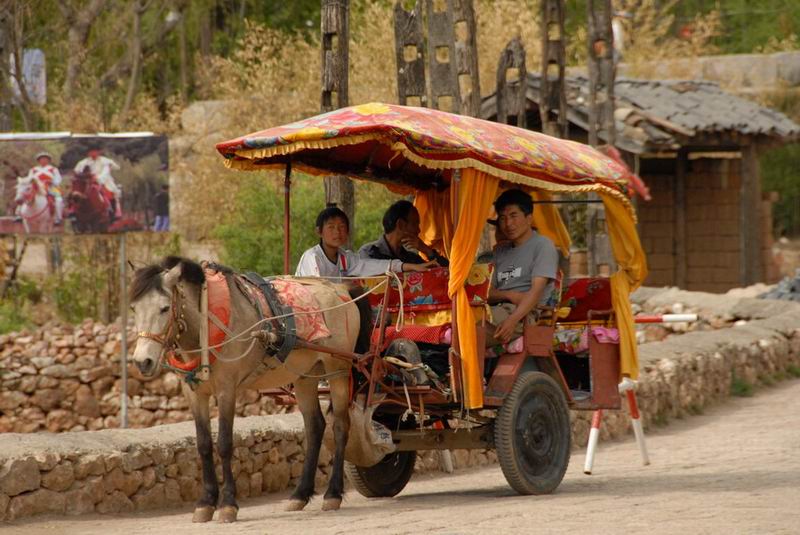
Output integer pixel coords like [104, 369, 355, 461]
[315, 205, 349, 231]
[494, 188, 533, 216]
[382, 200, 415, 233]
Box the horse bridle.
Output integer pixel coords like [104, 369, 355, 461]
[136, 284, 187, 365]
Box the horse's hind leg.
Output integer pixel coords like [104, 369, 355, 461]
[189, 390, 217, 523]
[286, 376, 325, 511]
[216, 391, 239, 523]
[322, 373, 350, 511]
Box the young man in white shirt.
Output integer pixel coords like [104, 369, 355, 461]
[488, 188, 559, 345]
[74, 146, 122, 218]
[26, 152, 64, 224]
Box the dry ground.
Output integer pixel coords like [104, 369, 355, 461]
[9, 379, 800, 535]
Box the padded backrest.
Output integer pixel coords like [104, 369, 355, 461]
[558, 277, 612, 322]
[360, 264, 493, 313]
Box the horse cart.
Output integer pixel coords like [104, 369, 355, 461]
[131, 102, 647, 522]
[215, 103, 648, 498]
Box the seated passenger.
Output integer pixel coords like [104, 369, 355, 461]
[295, 206, 433, 279]
[487, 189, 559, 345]
[359, 200, 449, 267]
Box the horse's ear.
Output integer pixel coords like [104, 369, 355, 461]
[162, 264, 182, 290]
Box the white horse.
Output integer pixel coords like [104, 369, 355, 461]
[14, 175, 53, 234]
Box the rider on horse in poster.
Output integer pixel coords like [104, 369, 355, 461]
[74, 145, 122, 220]
[25, 151, 64, 225]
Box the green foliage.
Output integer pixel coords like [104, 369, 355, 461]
[214, 174, 400, 275]
[730, 374, 754, 397]
[761, 143, 800, 237]
[0, 302, 31, 334]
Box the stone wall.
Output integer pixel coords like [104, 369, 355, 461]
[1, 290, 798, 522]
[0, 320, 281, 433]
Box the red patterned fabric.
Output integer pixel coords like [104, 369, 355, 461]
[372, 324, 450, 348]
[271, 278, 331, 342]
[558, 278, 612, 322]
[206, 270, 231, 348]
[364, 265, 491, 313]
[216, 103, 636, 194]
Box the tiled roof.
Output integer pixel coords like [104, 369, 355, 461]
[481, 73, 800, 153]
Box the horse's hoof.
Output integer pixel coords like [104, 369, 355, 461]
[285, 499, 308, 512]
[218, 505, 238, 523]
[322, 498, 342, 511]
[192, 506, 215, 523]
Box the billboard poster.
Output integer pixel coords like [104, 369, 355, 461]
[0, 134, 169, 235]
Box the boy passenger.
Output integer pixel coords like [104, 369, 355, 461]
[487, 189, 559, 345]
[295, 206, 433, 279]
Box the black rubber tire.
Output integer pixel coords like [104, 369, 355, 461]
[495, 371, 571, 495]
[344, 451, 416, 498]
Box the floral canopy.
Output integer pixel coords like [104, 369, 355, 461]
[216, 102, 638, 204]
[216, 102, 648, 410]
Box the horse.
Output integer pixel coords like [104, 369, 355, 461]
[129, 256, 362, 522]
[66, 169, 111, 233]
[14, 175, 53, 234]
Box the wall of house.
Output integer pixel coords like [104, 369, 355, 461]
[637, 157, 777, 292]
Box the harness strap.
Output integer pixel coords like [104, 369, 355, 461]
[243, 272, 297, 363]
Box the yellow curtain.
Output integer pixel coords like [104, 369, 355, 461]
[531, 191, 571, 257]
[600, 193, 648, 379]
[415, 188, 454, 258]
[447, 169, 500, 408]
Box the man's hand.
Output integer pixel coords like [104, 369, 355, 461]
[402, 261, 437, 272]
[494, 316, 519, 344]
[401, 235, 435, 257]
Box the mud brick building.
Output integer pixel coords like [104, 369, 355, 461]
[482, 75, 800, 292]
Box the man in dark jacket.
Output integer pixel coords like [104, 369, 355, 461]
[359, 200, 448, 266]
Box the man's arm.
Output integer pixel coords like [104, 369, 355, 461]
[493, 276, 549, 343]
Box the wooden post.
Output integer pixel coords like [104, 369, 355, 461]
[119, 233, 129, 428]
[452, 0, 480, 116]
[284, 162, 292, 275]
[321, 0, 355, 240]
[394, 1, 427, 107]
[540, 0, 568, 138]
[425, 0, 460, 112]
[586, 0, 616, 277]
[740, 143, 762, 285]
[496, 37, 527, 128]
[674, 150, 687, 288]
[586, 0, 616, 147]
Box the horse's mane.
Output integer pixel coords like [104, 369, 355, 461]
[129, 256, 237, 302]
[130, 256, 204, 302]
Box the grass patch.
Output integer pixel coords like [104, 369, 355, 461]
[687, 403, 705, 416]
[757, 374, 776, 387]
[731, 375, 755, 397]
[787, 365, 800, 379]
[0, 301, 31, 334]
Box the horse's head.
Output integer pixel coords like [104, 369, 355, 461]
[14, 176, 38, 204]
[130, 256, 206, 377]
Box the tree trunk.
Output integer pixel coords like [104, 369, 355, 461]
[120, 1, 146, 124]
[60, 0, 107, 100]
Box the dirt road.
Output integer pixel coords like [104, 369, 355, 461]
[11, 379, 800, 535]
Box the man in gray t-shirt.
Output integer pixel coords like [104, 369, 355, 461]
[488, 189, 559, 346]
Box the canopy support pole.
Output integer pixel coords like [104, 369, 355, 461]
[283, 162, 292, 275]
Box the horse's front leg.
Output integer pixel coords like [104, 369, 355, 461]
[216, 390, 239, 523]
[188, 389, 217, 523]
[286, 376, 325, 511]
[322, 373, 350, 511]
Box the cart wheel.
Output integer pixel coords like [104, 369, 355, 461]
[495, 371, 571, 495]
[345, 451, 416, 498]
